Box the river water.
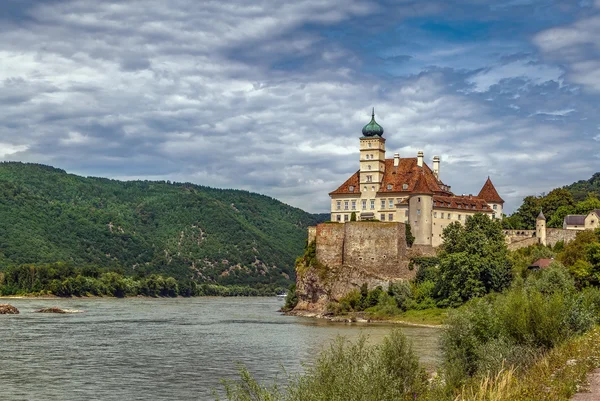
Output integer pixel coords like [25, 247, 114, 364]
[0, 297, 440, 401]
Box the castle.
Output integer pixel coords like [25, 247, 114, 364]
[329, 109, 504, 247]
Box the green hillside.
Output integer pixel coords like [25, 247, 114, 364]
[503, 172, 600, 229]
[0, 162, 326, 289]
[564, 172, 600, 202]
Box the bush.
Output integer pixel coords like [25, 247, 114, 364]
[220, 329, 428, 401]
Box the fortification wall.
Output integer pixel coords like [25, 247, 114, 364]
[315, 223, 345, 267]
[507, 237, 538, 251]
[547, 228, 578, 246]
[307, 226, 316, 244]
[295, 222, 424, 312]
[342, 222, 409, 278]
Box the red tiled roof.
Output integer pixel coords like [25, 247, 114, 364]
[330, 158, 453, 196]
[329, 171, 360, 195]
[530, 258, 553, 269]
[478, 177, 504, 204]
[433, 195, 492, 212]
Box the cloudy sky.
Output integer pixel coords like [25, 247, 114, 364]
[1, 0, 599, 213]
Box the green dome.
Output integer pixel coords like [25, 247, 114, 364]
[362, 108, 384, 137]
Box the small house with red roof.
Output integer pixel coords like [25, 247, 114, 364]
[329, 109, 504, 247]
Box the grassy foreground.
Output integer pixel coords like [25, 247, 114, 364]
[218, 326, 600, 401]
[454, 326, 600, 401]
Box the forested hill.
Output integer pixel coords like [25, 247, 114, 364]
[504, 172, 600, 230]
[0, 162, 327, 289]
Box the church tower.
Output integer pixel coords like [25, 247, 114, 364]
[359, 108, 386, 192]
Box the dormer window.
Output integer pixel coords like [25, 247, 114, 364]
[349, 185, 354, 192]
[387, 184, 392, 190]
[402, 184, 408, 190]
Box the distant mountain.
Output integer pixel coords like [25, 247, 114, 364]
[0, 162, 327, 289]
[563, 172, 600, 202]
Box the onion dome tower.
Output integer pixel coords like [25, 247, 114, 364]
[359, 108, 387, 194]
[361, 108, 384, 137]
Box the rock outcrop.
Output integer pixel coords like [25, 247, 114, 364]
[0, 304, 20, 314]
[293, 222, 436, 315]
[34, 307, 82, 314]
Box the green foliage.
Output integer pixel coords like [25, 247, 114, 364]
[440, 271, 600, 389]
[219, 330, 428, 401]
[282, 284, 298, 311]
[0, 261, 282, 297]
[564, 172, 600, 202]
[405, 223, 415, 247]
[436, 214, 512, 306]
[0, 162, 327, 290]
[350, 212, 356, 221]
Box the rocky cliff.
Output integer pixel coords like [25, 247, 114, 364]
[292, 222, 436, 314]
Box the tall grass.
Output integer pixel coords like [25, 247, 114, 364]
[218, 329, 428, 401]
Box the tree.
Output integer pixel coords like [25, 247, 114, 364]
[350, 212, 356, 221]
[436, 214, 512, 306]
[541, 188, 575, 221]
[405, 224, 415, 247]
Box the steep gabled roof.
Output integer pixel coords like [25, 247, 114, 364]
[412, 172, 434, 194]
[329, 170, 360, 195]
[564, 215, 586, 226]
[478, 177, 504, 204]
[433, 195, 493, 212]
[330, 157, 453, 196]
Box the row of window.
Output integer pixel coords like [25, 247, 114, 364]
[336, 198, 398, 211]
[334, 214, 397, 222]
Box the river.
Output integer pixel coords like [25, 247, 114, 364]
[0, 297, 440, 401]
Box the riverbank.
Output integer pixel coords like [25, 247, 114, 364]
[286, 308, 445, 328]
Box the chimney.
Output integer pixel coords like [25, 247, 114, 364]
[417, 151, 424, 168]
[433, 156, 440, 179]
[393, 153, 400, 167]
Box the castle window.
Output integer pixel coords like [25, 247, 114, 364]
[441, 213, 444, 218]
[381, 199, 386, 209]
[387, 184, 392, 190]
[351, 200, 356, 210]
[458, 204, 461, 209]
[434, 212, 437, 218]
[417, 209, 421, 216]
[362, 200, 367, 210]
[370, 199, 375, 210]
[344, 201, 349, 210]
[448, 213, 451, 219]
[492, 213, 496, 219]
[344, 214, 349, 222]
[364, 186, 367, 192]
[349, 185, 354, 192]
[367, 175, 372, 182]
[388, 199, 393, 208]
[493, 204, 497, 210]
[371, 186, 375, 191]
[336, 215, 341, 222]
[336, 201, 341, 210]
[368, 165, 371, 170]
[418, 197, 421, 202]
[389, 214, 394, 221]
[368, 143, 372, 148]
[458, 214, 462, 220]
[380, 214, 385, 221]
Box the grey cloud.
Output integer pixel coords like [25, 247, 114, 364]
[0, 0, 599, 214]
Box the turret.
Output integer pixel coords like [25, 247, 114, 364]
[536, 210, 547, 246]
[409, 173, 433, 245]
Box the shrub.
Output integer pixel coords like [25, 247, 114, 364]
[220, 330, 428, 401]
